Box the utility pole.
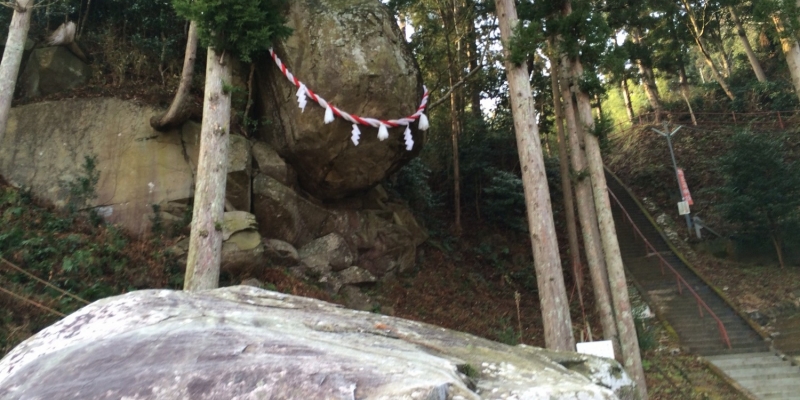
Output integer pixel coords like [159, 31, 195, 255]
[652, 123, 692, 232]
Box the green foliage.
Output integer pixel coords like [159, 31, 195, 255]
[66, 156, 100, 214]
[507, 21, 543, 66]
[482, 168, 527, 233]
[493, 317, 519, 346]
[171, 0, 292, 62]
[457, 363, 479, 379]
[633, 306, 657, 351]
[715, 131, 800, 262]
[388, 158, 440, 214]
[0, 178, 187, 355]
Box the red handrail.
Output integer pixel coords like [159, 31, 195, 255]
[607, 189, 733, 349]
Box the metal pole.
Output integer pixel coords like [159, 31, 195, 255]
[653, 123, 693, 232]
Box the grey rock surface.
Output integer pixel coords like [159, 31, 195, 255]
[257, 0, 424, 200]
[0, 99, 248, 236]
[251, 174, 424, 279]
[220, 211, 266, 278]
[299, 233, 354, 273]
[252, 141, 296, 187]
[21, 46, 91, 97]
[338, 266, 377, 285]
[0, 286, 637, 399]
[263, 238, 300, 267]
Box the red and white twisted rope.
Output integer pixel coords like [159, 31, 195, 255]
[269, 48, 429, 150]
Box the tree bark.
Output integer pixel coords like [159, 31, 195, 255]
[548, 39, 583, 301]
[151, 20, 199, 131]
[496, 0, 574, 352]
[681, 0, 736, 100]
[771, 234, 785, 269]
[0, 0, 34, 144]
[558, 54, 618, 350]
[184, 47, 232, 291]
[630, 28, 662, 120]
[678, 63, 698, 126]
[730, 7, 766, 82]
[620, 77, 635, 123]
[571, 58, 648, 400]
[439, 1, 463, 236]
[772, 15, 800, 103]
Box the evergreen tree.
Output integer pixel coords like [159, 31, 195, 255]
[175, 0, 291, 291]
[717, 131, 800, 269]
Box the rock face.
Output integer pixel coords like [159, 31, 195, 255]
[252, 174, 424, 279]
[0, 98, 250, 235]
[20, 46, 91, 98]
[0, 286, 637, 399]
[257, 0, 424, 200]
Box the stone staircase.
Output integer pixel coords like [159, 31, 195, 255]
[605, 171, 800, 399]
[706, 353, 800, 399]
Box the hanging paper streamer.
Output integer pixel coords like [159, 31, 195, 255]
[377, 124, 389, 141]
[296, 84, 308, 112]
[351, 124, 361, 146]
[403, 125, 414, 151]
[269, 48, 430, 150]
[324, 105, 335, 124]
[418, 113, 429, 131]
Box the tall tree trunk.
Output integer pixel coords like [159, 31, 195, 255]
[678, 63, 698, 126]
[151, 21, 199, 131]
[594, 94, 603, 120]
[620, 77, 635, 123]
[0, 0, 34, 144]
[465, 6, 482, 119]
[630, 28, 662, 120]
[681, 0, 736, 100]
[496, 0, 574, 352]
[77, 0, 92, 39]
[772, 15, 800, 103]
[440, 2, 463, 236]
[449, 80, 462, 236]
[771, 234, 786, 269]
[571, 57, 648, 399]
[548, 41, 583, 297]
[559, 54, 618, 349]
[711, 29, 732, 78]
[184, 48, 232, 291]
[730, 7, 766, 82]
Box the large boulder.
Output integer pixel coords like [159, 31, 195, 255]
[0, 286, 638, 399]
[0, 98, 250, 236]
[298, 232, 354, 275]
[20, 46, 91, 98]
[257, 0, 424, 200]
[252, 174, 424, 278]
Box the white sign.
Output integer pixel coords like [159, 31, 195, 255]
[677, 201, 690, 215]
[576, 340, 615, 360]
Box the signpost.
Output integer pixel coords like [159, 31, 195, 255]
[652, 123, 693, 232]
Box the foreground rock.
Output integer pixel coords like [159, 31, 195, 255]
[257, 0, 424, 200]
[0, 286, 637, 399]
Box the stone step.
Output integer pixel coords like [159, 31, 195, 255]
[741, 378, 800, 396]
[698, 345, 770, 357]
[727, 367, 800, 380]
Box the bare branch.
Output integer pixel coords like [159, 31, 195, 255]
[428, 64, 483, 110]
